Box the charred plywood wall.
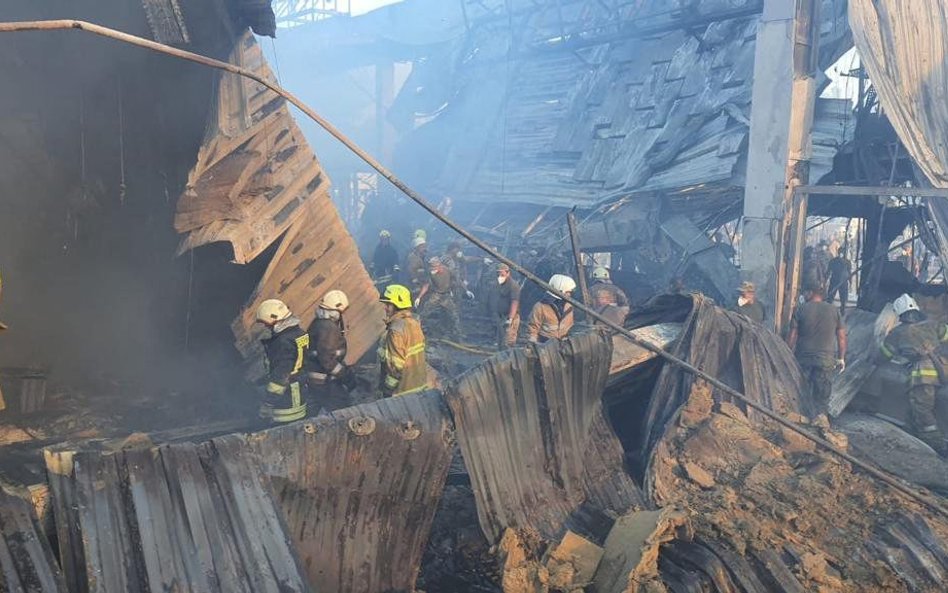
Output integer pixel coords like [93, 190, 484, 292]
[250, 391, 454, 593]
[176, 32, 383, 374]
[448, 330, 646, 543]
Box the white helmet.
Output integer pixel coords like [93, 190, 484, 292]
[548, 274, 577, 294]
[319, 290, 349, 312]
[412, 236, 427, 248]
[892, 294, 920, 317]
[592, 266, 610, 280]
[256, 299, 291, 323]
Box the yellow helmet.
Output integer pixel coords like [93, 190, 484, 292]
[380, 284, 413, 310]
[592, 266, 610, 280]
[414, 229, 427, 241]
[256, 299, 291, 323]
[320, 289, 349, 312]
[379, 229, 391, 238]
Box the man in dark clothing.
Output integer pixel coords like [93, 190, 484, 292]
[735, 281, 765, 324]
[786, 285, 847, 413]
[256, 299, 310, 423]
[590, 266, 630, 327]
[307, 290, 356, 396]
[802, 246, 827, 293]
[417, 257, 460, 339]
[826, 253, 851, 311]
[372, 230, 399, 281]
[485, 263, 521, 349]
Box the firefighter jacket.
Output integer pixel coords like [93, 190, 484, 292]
[881, 320, 948, 387]
[262, 317, 310, 422]
[527, 297, 574, 343]
[307, 312, 348, 380]
[378, 309, 428, 396]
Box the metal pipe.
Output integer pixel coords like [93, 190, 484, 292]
[566, 209, 591, 311]
[3, 19, 947, 519]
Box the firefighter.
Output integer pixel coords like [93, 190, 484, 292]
[405, 236, 428, 291]
[590, 266, 630, 326]
[378, 284, 429, 397]
[256, 299, 309, 423]
[527, 274, 576, 344]
[442, 241, 476, 301]
[372, 230, 399, 281]
[306, 289, 356, 393]
[880, 294, 948, 454]
[485, 263, 521, 349]
[416, 257, 460, 339]
[787, 283, 847, 413]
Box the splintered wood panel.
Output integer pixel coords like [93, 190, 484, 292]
[250, 391, 454, 593]
[176, 31, 379, 373]
[233, 196, 384, 379]
[176, 34, 323, 264]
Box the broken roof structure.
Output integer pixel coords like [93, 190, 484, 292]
[389, 0, 853, 212]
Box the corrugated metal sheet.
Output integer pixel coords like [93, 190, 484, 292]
[176, 32, 383, 375]
[44, 437, 311, 593]
[640, 295, 808, 457]
[447, 329, 647, 543]
[250, 391, 454, 593]
[0, 485, 66, 593]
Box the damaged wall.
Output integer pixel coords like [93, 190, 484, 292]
[177, 32, 384, 375]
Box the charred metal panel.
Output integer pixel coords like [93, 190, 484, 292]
[640, 295, 808, 457]
[0, 485, 66, 593]
[250, 391, 455, 593]
[447, 330, 646, 543]
[176, 32, 383, 376]
[44, 437, 311, 593]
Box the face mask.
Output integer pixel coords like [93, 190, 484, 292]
[498, 275, 507, 284]
[737, 296, 748, 307]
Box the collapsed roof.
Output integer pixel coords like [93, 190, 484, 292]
[388, 0, 853, 209]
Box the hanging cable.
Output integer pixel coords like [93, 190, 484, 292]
[3, 20, 948, 520]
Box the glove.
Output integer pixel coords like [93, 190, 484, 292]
[835, 358, 846, 373]
[414, 298, 421, 308]
[465, 290, 475, 300]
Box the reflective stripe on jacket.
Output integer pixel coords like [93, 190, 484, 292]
[379, 310, 428, 396]
[881, 320, 948, 387]
[262, 318, 309, 422]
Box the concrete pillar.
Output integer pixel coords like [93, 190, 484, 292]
[741, 0, 820, 331]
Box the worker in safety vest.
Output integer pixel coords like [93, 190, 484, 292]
[527, 274, 576, 343]
[256, 299, 310, 423]
[880, 294, 948, 454]
[307, 290, 356, 393]
[378, 284, 428, 397]
[590, 266, 630, 326]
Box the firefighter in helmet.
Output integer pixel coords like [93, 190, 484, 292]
[378, 285, 428, 397]
[256, 299, 309, 423]
[307, 289, 356, 394]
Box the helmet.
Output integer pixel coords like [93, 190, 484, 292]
[380, 284, 413, 310]
[414, 229, 427, 241]
[496, 262, 511, 273]
[319, 289, 349, 312]
[548, 274, 577, 294]
[256, 299, 291, 323]
[379, 229, 391, 238]
[412, 236, 427, 248]
[592, 266, 610, 280]
[893, 294, 920, 317]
